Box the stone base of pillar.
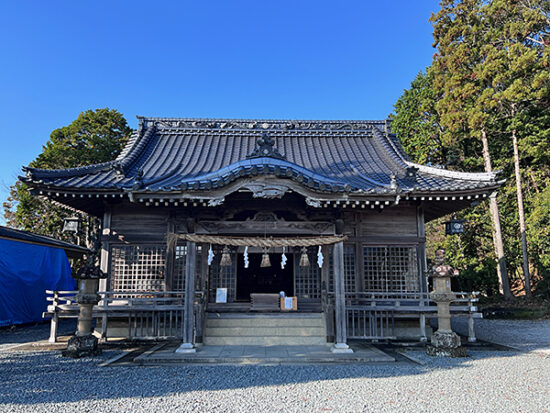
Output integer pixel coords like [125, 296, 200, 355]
[331, 343, 354, 354]
[175, 343, 196, 354]
[62, 334, 101, 358]
[426, 331, 466, 357]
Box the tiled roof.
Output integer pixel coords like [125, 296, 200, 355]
[22, 117, 501, 197]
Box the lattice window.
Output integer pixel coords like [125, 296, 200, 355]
[173, 244, 202, 292]
[344, 245, 356, 293]
[294, 247, 321, 300]
[110, 245, 166, 292]
[208, 246, 236, 303]
[363, 246, 419, 294]
[328, 245, 356, 293]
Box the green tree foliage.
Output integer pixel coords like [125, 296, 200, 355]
[393, 0, 550, 296]
[391, 71, 446, 165]
[2, 108, 132, 242]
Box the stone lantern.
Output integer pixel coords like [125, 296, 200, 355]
[427, 247, 466, 357]
[62, 258, 106, 358]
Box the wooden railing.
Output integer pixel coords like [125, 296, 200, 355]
[43, 290, 201, 343]
[327, 291, 480, 341]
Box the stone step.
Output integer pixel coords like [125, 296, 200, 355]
[206, 316, 324, 328]
[204, 335, 327, 346]
[204, 313, 327, 346]
[205, 326, 324, 337]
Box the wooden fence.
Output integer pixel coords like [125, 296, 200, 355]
[339, 291, 480, 341]
[44, 290, 193, 343]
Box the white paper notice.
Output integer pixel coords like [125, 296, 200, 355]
[284, 297, 293, 309]
[216, 288, 227, 303]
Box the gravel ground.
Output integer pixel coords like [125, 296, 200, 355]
[452, 317, 550, 353]
[0, 320, 76, 352]
[0, 320, 548, 413]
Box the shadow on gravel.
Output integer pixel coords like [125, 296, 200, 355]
[0, 318, 548, 406]
[0, 343, 529, 406]
[0, 319, 76, 348]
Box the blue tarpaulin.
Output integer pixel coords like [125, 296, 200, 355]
[0, 238, 76, 327]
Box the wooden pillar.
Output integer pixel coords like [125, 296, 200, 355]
[165, 215, 176, 292]
[176, 241, 196, 353]
[99, 207, 111, 341]
[331, 241, 353, 353]
[416, 206, 428, 293]
[417, 206, 428, 341]
[320, 244, 333, 342]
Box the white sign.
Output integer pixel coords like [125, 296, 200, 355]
[284, 297, 293, 309]
[216, 288, 227, 303]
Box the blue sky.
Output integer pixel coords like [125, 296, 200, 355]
[0, 1, 438, 224]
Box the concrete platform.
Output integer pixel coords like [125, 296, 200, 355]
[134, 342, 395, 365]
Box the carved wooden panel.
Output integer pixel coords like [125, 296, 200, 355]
[197, 211, 334, 235]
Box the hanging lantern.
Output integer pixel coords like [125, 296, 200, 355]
[299, 247, 310, 267]
[220, 246, 232, 266]
[260, 248, 271, 267]
[444, 218, 465, 235]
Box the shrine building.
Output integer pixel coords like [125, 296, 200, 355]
[22, 117, 500, 352]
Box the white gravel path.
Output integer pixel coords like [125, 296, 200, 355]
[0, 319, 548, 413]
[452, 317, 550, 353]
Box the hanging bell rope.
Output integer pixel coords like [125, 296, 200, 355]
[260, 248, 271, 268]
[174, 234, 347, 247]
[299, 247, 310, 267]
[220, 246, 232, 266]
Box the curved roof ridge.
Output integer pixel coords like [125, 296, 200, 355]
[372, 124, 498, 183]
[22, 160, 116, 179]
[116, 123, 156, 171]
[404, 161, 497, 182]
[137, 115, 387, 125]
[23, 123, 157, 181]
[146, 156, 352, 191]
[115, 129, 141, 161]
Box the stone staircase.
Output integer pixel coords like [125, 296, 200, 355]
[204, 313, 327, 345]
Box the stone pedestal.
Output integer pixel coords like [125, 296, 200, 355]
[331, 342, 354, 354]
[175, 342, 197, 354]
[427, 331, 467, 357]
[427, 248, 466, 358]
[63, 334, 101, 358]
[63, 262, 106, 358]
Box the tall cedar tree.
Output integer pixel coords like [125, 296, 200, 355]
[391, 71, 447, 166]
[429, 0, 513, 298]
[3, 109, 132, 242]
[479, 0, 550, 294]
[394, 0, 550, 297]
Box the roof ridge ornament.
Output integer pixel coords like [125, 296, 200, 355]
[246, 132, 286, 160]
[132, 169, 144, 190]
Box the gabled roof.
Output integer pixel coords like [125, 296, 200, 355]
[0, 226, 91, 259]
[22, 117, 501, 202]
